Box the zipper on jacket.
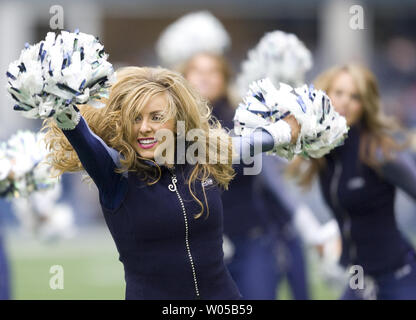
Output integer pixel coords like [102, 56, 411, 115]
[330, 160, 357, 264]
[168, 169, 201, 299]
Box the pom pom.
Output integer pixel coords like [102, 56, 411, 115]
[12, 183, 75, 241]
[6, 30, 114, 119]
[233, 78, 349, 159]
[156, 11, 230, 68]
[0, 149, 12, 196]
[11, 183, 76, 242]
[0, 130, 57, 198]
[237, 30, 313, 97]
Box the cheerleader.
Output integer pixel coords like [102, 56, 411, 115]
[232, 30, 315, 300]
[180, 51, 310, 299]
[44, 66, 303, 299]
[6, 30, 346, 299]
[288, 64, 416, 299]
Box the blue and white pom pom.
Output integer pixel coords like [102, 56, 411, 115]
[6, 30, 114, 119]
[0, 130, 57, 198]
[0, 148, 12, 197]
[233, 78, 349, 159]
[156, 11, 231, 68]
[12, 183, 76, 242]
[237, 31, 312, 97]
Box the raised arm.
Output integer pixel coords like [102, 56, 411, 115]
[380, 150, 416, 200]
[61, 114, 128, 210]
[231, 116, 298, 163]
[231, 130, 274, 162]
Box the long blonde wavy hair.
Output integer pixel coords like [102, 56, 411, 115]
[43, 66, 235, 218]
[287, 63, 410, 188]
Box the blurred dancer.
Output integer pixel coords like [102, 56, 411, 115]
[288, 64, 416, 300]
[181, 52, 308, 299]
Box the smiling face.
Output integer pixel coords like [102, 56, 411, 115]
[327, 71, 364, 126]
[131, 93, 175, 160]
[185, 53, 227, 103]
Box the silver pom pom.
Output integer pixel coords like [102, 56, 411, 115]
[0, 130, 57, 198]
[156, 11, 231, 68]
[0, 149, 12, 196]
[234, 78, 349, 159]
[237, 30, 313, 97]
[6, 30, 114, 119]
[12, 183, 76, 242]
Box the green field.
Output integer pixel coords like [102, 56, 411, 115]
[4, 226, 340, 300]
[6, 227, 125, 299]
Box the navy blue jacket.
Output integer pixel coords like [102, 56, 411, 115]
[319, 124, 416, 276]
[63, 117, 241, 299]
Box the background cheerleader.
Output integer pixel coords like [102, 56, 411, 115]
[156, 14, 312, 299]
[170, 22, 340, 299]
[287, 63, 416, 299]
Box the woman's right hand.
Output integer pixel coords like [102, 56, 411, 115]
[54, 105, 81, 130]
